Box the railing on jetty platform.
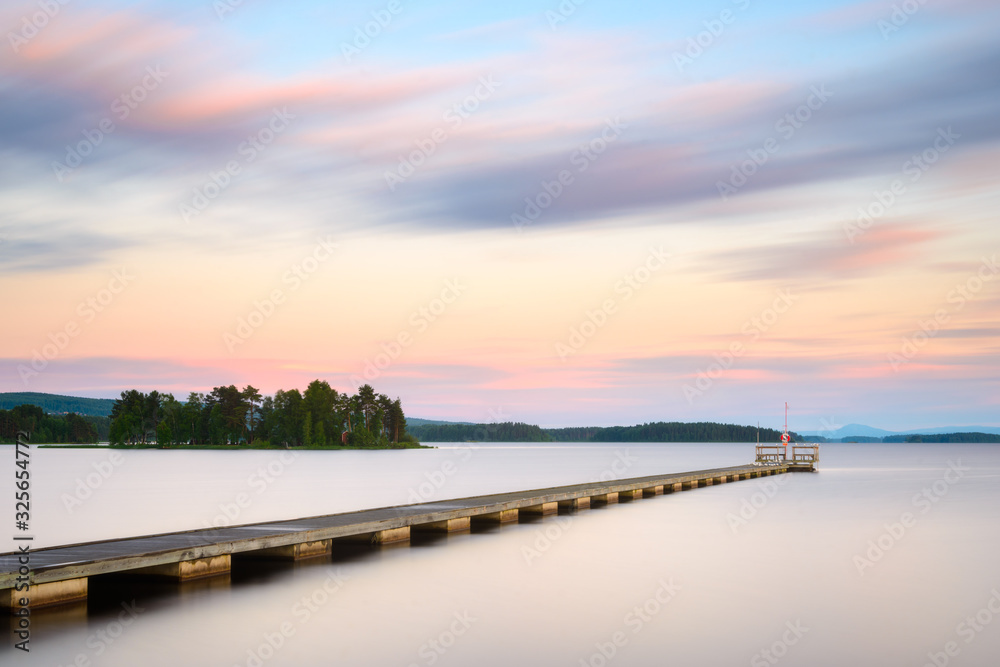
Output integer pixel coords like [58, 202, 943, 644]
[791, 444, 820, 465]
[755, 445, 784, 464]
[755, 444, 819, 466]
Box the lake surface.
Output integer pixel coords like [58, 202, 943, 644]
[3, 442, 999, 666]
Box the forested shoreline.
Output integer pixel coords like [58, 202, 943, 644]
[547, 422, 797, 443]
[406, 421, 549, 442]
[408, 421, 800, 443]
[0, 404, 108, 444]
[879, 432, 1000, 443]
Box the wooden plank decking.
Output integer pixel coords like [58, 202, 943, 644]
[1, 461, 812, 609]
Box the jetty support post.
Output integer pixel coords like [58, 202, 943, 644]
[471, 509, 519, 524]
[338, 527, 411, 545]
[557, 498, 589, 512]
[240, 540, 332, 561]
[412, 518, 471, 533]
[520, 502, 558, 517]
[2, 578, 88, 610]
[128, 555, 231, 581]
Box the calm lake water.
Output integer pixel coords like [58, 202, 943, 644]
[3, 442, 1000, 666]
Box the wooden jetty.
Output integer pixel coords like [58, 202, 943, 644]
[2, 453, 818, 612]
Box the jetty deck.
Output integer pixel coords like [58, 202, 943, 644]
[2, 458, 816, 611]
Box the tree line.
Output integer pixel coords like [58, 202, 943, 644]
[0, 404, 108, 444]
[408, 420, 801, 443]
[880, 432, 999, 443]
[407, 421, 549, 442]
[109, 381, 414, 448]
[549, 422, 800, 443]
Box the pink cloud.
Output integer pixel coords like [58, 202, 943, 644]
[0, 5, 482, 135]
[713, 222, 941, 283]
[14, 10, 190, 65]
[834, 225, 939, 272]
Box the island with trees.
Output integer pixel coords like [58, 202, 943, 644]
[105, 381, 421, 449]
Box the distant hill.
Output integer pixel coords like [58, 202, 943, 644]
[0, 392, 115, 417]
[407, 417, 473, 428]
[800, 423, 1000, 438]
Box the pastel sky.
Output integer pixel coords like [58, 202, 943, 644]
[2, 0, 998, 431]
